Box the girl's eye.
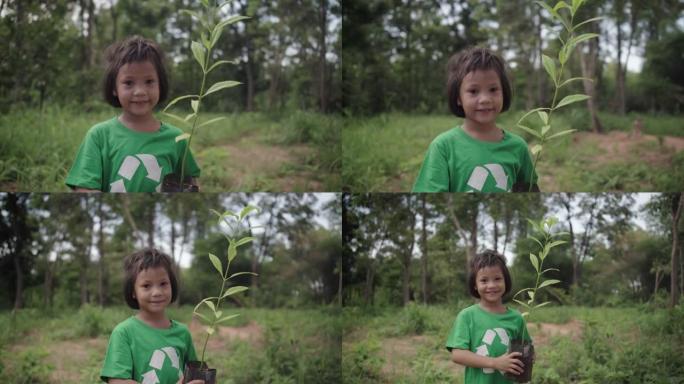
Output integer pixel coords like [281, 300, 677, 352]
[142, 284, 150, 288]
[490, 88, 499, 92]
[161, 282, 167, 286]
[146, 79, 155, 84]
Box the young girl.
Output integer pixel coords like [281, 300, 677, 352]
[66, 36, 200, 192]
[446, 250, 533, 383]
[100, 249, 204, 384]
[413, 47, 538, 192]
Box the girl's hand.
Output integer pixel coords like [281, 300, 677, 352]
[492, 351, 524, 375]
[176, 375, 204, 384]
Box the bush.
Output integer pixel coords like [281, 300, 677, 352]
[342, 337, 384, 383]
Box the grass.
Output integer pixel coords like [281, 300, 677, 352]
[342, 110, 684, 192]
[0, 305, 341, 384]
[341, 303, 684, 384]
[0, 105, 340, 192]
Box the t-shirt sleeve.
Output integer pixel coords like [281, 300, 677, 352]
[100, 326, 133, 382]
[66, 127, 105, 190]
[413, 139, 450, 192]
[445, 311, 471, 352]
[175, 140, 201, 178]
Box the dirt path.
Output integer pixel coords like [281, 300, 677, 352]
[573, 131, 684, 166]
[201, 135, 322, 191]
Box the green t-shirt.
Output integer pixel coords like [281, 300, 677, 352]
[66, 117, 201, 192]
[446, 304, 532, 384]
[412, 126, 537, 192]
[100, 316, 197, 383]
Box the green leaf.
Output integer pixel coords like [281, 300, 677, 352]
[208, 253, 223, 276]
[528, 235, 543, 248]
[542, 268, 560, 274]
[210, 24, 224, 48]
[200, 0, 210, 8]
[517, 107, 550, 126]
[204, 300, 216, 312]
[568, 33, 600, 47]
[163, 112, 190, 126]
[204, 80, 241, 97]
[198, 117, 227, 129]
[559, 77, 593, 88]
[574, 17, 604, 31]
[184, 113, 196, 122]
[517, 124, 542, 139]
[163, 94, 199, 112]
[228, 271, 258, 279]
[207, 59, 237, 74]
[513, 299, 530, 308]
[235, 236, 255, 247]
[542, 54, 557, 85]
[553, 1, 571, 13]
[228, 241, 237, 261]
[194, 312, 212, 325]
[191, 99, 199, 113]
[192, 297, 218, 314]
[239, 206, 259, 220]
[546, 129, 576, 140]
[554, 94, 590, 109]
[531, 144, 543, 156]
[559, 45, 569, 65]
[216, 15, 250, 29]
[215, 314, 240, 325]
[534, 301, 552, 309]
[571, 0, 582, 16]
[535, 1, 559, 20]
[541, 125, 551, 136]
[215, 310, 223, 319]
[175, 133, 190, 142]
[548, 240, 567, 248]
[200, 31, 211, 50]
[529, 253, 539, 272]
[221, 286, 248, 299]
[521, 311, 529, 318]
[537, 111, 549, 125]
[205, 326, 215, 335]
[191, 41, 206, 70]
[528, 290, 535, 301]
[538, 279, 561, 289]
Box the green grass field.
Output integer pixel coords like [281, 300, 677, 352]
[0, 106, 341, 192]
[342, 111, 684, 192]
[342, 303, 684, 384]
[0, 305, 341, 383]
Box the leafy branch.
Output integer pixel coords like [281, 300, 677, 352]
[163, 0, 249, 187]
[513, 216, 568, 341]
[517, 0, 602, 191]
[192, 205, 259, 367]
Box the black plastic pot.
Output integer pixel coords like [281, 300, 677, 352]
[161, 173, 199, 192]
[183, 361, 216, 384]
[504, 339, 534, 383]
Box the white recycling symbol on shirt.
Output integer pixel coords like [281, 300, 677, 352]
[475, 327, 510, 374]
[466, 164, 509, 192]
[110, 154, 163, 193]
[141, 347, 181, 384]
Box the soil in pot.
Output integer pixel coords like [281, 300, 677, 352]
[183, 361, 216, 384]
[161, 173, 199, 192]
[504, 339, 534, 383]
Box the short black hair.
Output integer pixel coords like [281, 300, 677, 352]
[123, 248, 178, 309]
[103, 35, 169, 108]
[467, 250, 512, 299]
[446, 47, 512, 117]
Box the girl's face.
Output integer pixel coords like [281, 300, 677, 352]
[114, 60, 160, 119]
[475, 264, 506, 306]
[133, 266, 172, 315]
[458, 69, 503, 127]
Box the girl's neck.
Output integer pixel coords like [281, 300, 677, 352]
[136, 311, 171, 329]
[462, 119, 503, 142]
[119, 112, 160, 133]
[479, 301, 507, 314]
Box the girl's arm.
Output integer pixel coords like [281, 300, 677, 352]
[450, 349, 524, 375]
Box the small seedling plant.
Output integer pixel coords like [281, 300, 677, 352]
[192, 205, 259, 369]
[517, 0, 602, 190]
[163, 0, 249, 187]
[513, 216, 568, 339]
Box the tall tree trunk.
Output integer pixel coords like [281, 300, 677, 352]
[670, 193, 683, 308]
[147, 202, 155, 249]
[580, 22, 603, 133]
[402, 196, 416, 306]
[615, 5, 626, 115]
[421, 195, 428, 304]
[492, 217, 499, 253]
[364, 261, 375, 306]
[318, 0, 328, 112]
[109, 0, 117, 41]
